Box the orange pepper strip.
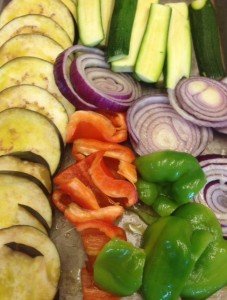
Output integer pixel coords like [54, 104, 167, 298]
[72, 138, 136, 162]
[66, 111, 127, 143]
[64, 202, 125, 224]
[58, 177, 100, 210]
[89, 151, 138, 207]
[117, 160, 137, 184]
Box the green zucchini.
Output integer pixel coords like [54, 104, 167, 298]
[77, 0, 104, 47]
[107, 0, 138, 63]
[189, 0, 226, 79]
[135, 3, 171, 83]
[111, 0, 158, 73]
[165, 2, 192, 89]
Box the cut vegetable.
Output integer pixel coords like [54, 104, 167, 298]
[100, 0, 115, 46]
[107, 0, 138, 62]
[189, 0, 226, 79]
[0, 172, 52, 230]
[0, 152, 52, 193]
[165, 2, 192, 89]
[61, 0, 77, 20]
[0, 225, 60, 300]
[0, 0, 75, 42]
[77, 0, 104, 47]
[0, 33, 64, 67]
[135, 3, 171, 83]
[111, 0, 158, 73]
[0, 108, 64, 175]
[0, 14, 73, 49]
[0, 56, 75, 116]
[0, 84, 68, 141]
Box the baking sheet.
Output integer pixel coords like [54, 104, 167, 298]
[0, 0, 226, 299]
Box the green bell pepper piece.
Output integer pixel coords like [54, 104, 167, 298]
[142, 216, 193, 300]
[93, 238, 146, 297]
[135, 150, 206, 207]
[181, 239, 227, 300]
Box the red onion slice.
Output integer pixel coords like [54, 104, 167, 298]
[168, 76, 227, 129]
[194, 154, 227, 237]
[126, 94, 213, 156]
[54, 45, 141, 111]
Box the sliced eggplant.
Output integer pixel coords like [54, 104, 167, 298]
[0, 225, 61, 300]
[0, 108, 64, 175]
[60, 0, 77, 20]
[0, 84, 68, 141]
[0, 56, 75, 116]
[0, 171, 52, 230]
[0, 0, 75, 42]
[0, 14, 72, 49]
[0, 33, 64, 66]
[0, 151, 52, 193]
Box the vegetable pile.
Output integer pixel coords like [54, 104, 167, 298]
[0, 0, 226, 299]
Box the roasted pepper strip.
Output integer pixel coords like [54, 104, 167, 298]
[135, 150, 206, 214]
[142, 216, 193, 300]
[89, 151, 138, 207]
[72, 138, 136, 162]
[94, 239, 146, 297]
[66, 110, 127, 143]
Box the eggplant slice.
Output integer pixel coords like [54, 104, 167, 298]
[0, 151, 52, 193]
[0, 33, 64, 67]
[0, 108, 64, 175]
[0, 56, 75, 116]
[0, 14, 72, 49]
[0, 171, 52, 230]
[0, 84, 68, 141]
[0, 225, 61, 300]
[0, 0, 75, 42]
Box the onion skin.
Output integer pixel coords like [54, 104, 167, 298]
[168, 76, 227, 130]
[194, 154, 227, 237]
[126, 93, 212, 156]
[54, 45, 141, 111]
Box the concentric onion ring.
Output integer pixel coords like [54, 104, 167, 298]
[168, 76, 227, 129]
[54, 45, 141, 111]
[126, 94, 213, 156]
[194, 154, 227, 237]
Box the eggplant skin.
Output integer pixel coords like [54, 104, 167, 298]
[0, 225, 61, 300]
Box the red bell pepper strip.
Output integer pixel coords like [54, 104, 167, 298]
[52, 188, 71, 213]
[66, 111, 127, 143]
[81, 267, 120, 300]
[64, 202, 125, 224]
[58, 177, 100, 210]
[72, 138, 136, 163]
[89, 151, 138, 207]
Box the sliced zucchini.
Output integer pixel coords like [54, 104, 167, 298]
[107, 0, 138, 62]
[0, 33, 64, 67]
[0, 225, 60, 300]
[0, 0, 75, 43]
[189, 0, 226, 79]
[0, 108, 64, 175]
[100, 0, 115, 46]
[0, 56, 75, 116]
[0, 84, 68, 141]
[0, 14, 72, 49]
[111, 0, 158, 72]
[0, 152, 52, 193]
[0, 172, 52, 230]
[77, 0, 104, 47]
[134, 3, 171, 83]
[165, 2, 192, 89]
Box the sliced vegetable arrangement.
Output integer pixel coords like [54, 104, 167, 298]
[0, 0, 227, 299]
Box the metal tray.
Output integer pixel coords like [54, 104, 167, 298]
[0, 0, 227, 299]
